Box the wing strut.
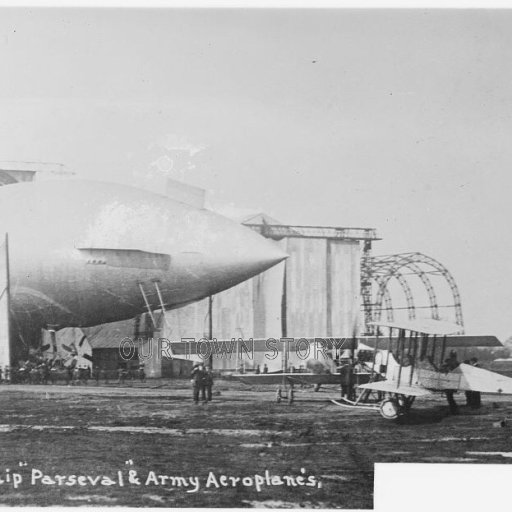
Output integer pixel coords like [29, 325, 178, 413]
[409, 331, 419, 386]
[396, 328, 405, 388]
[429, 334, 437, 368]
[370, 328, 379, 377]
[384, 327, 392, 374]
[440, 335, 447, 366]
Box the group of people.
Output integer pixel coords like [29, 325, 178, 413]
[190, 363, 214, 403]
[99, 365, 146, 385]
[0, 365, 11, 383]
[24, 360, 91, 385]
[6, 359, 52, 384]
[2, 358, 148, 386]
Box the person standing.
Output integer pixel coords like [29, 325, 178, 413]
[203, 366, 214, 402]
[190, 363, 206, 403]
[72, 365, 80, 385]
[117, 365, 126, 386]
[340, 362, 355, 401]
[139, 363, 146, 383]
[101, 366, 109, 385]
[442, 351, 460, 414]
[445, 390, 458, 414]
[92, 365, 100, 386]
[41, 361, 49, 385]
[66, 365, 73, 386]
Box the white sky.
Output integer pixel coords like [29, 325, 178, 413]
[0, 8, 511, 338]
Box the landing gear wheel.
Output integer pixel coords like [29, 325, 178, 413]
[288, 388, 294, 405]
[379, 398, 400, 420]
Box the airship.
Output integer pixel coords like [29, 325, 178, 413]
[0, 179, 287, 351]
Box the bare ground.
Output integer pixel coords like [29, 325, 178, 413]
[0, 380, 511, 508]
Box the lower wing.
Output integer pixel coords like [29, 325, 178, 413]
[358, 380, 432, 397]
[235, 373, 342, 386]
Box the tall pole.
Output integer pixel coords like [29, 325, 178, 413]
[4, 233, 11, 367]
[208, 295, 213, 369]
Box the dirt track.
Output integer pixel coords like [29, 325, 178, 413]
[0, 380, 511, 508]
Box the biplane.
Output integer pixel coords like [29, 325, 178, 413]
[235, 367, 350, 404]
[334, 319, 512, 420]
[233, 338, 374, 404]
[232, 319, 512, 419]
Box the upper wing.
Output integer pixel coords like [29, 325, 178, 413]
[368, 318, 462, 335]
[358, 380, 432, 397]
[455, 363, 512, 394]
[235, 373, 342, 386]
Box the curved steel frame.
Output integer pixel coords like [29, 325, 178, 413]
[362, 252, 464, 334]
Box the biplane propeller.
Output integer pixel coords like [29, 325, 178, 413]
[60, 339, 94, 364]
[43, 333, 94, 366]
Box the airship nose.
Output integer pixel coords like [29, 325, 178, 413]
[173, 209, 288, 295]
[211, 231, 288, 293]
[223, 224, 288, 277]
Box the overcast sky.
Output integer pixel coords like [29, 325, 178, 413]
[0, 8, 511, 338]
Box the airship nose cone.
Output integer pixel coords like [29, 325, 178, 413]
[196, 213, 288, 288]
[211, 239, 288, 293]
[225, 226, 288, 275]
[176, 210, 288, 294]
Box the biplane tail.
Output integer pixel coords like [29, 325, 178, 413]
[455, 363, 512, 395]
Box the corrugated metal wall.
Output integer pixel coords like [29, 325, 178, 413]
[252, 239, 287, 339]
[285, 238, 360, 338]
[285, 238, 328, 337]
[328, 240, 361, 337]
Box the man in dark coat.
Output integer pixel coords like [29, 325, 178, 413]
[191, 363, 206, 403]
[442, 351, 460, 414]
